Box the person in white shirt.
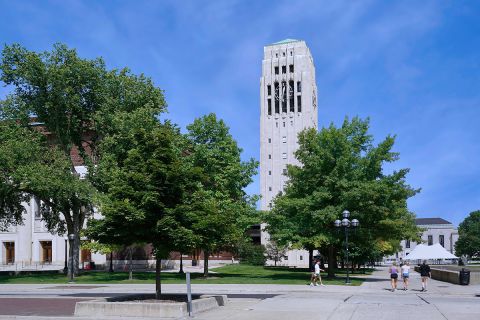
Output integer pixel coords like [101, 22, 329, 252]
[401, 261, 411, 291]
[310, 260, 325, 286]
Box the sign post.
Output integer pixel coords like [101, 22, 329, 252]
[186, 272, 192, 316]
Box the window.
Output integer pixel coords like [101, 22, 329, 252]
[276, 122, 278, 128]
[290, 51, 293, 56]
[297, 96, 302, 112]
[268, 202, 272, 208]
[268, 138, 271, 143]
[282, 153, 287, 159]
[283, 122, 285, 127]
[267, 99, 272, 115]
[297, 81, 302, 92]
[268, 171, 271, 175]
[4, 242, 15, 264]
[289, 64, 294, 73]
[40, 241, 52, 264]
[274, 66, 279, 74]
[268, 154, 271, 159]
[282, 65, 286, 74]
[428, 235, 433, 246]
[267, 85, 271, 96]
[405, 240, 410, 248]
[282, 52, 285, 57]
[268, 186, 272, 191]
[275, 53, 278, 58]
[300, 256, 303, 260]
[281, 81, 287, 113]
[289, 81, 294, 112]
[274, 82, 280, 113]
[284, 256, 288, 260]
[439, 235, 444, 247]
[34, 196, 41, 219]
[282, 136, 286, 143]
[283, 168, 287, 174]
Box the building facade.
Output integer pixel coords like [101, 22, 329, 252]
[259, 39, 318, 266]
[0, 182, 106, 271]
[386, 217, 459, 262]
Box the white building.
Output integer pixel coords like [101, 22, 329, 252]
[386, 217, 459, 262]
[259, 39, 318, 266]
[0, 166, 106, 271]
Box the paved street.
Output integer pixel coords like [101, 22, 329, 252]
[0, 268, 478, 319]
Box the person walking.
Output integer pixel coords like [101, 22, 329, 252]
[401, 261, 411, 290]
[389, 262, 399, 292]
[419, 260, 431, 292]
[309, 260, 325, 286]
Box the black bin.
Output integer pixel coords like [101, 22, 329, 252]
[459, 268, 470, 285]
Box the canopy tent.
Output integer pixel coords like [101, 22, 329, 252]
[405, 243, 458, 260]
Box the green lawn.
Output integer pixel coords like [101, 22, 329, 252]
[0, 264, 368, 285]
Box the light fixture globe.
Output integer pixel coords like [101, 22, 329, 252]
[334, 219, 341, 228]
[341, 218, 350, 227]
[342, 210, 350, 218]
[351, 219, 359, 227]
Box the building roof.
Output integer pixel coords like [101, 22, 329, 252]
[267, 39, 301, 46]
[415, 218, 452, 225]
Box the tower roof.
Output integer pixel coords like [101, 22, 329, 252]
[267, 39, 301, 46]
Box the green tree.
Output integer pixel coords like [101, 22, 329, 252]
[265, 117, 420, 277]
[86, 108, 194, 297]
[455, 210, 480, 258]
[184, 113, 259, 277]
[0, 43, 165, 277]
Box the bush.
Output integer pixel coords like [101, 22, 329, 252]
[237, 242, 266, 266]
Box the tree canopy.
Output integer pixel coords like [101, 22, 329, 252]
[455, 210, 480, 258]
[183, 113, 259, 276]
[264, 117, 421, 275]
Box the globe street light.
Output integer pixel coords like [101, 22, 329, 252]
[334, 210, 359, 284]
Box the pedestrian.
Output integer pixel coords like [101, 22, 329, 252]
[309, 260, 325, 286]
[401, 261, 410, 290]
[389, 262, 399, 292]
[419, 260, 431, 292]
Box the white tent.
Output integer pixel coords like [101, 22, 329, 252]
[405, 243, 458, 260]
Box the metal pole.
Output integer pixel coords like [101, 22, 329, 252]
[69, 239, 74, 283]
[63, 239, 68, 274]
[186, 272, 192, 317]
[345, 226, 350, 284]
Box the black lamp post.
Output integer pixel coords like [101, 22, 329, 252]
[63, 238, 68, 274]
[334, 210, 359, 285]
[68, 233, 75, 283]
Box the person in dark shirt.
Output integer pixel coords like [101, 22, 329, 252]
[419, 260, 431, 292]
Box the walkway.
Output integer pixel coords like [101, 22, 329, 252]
[0, 267, 478, 319]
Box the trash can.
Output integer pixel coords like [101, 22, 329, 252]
[459, 268, 470, 285]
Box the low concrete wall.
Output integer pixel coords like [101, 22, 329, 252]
[414, 266, 480, 285]
[74, 294, 228, 318]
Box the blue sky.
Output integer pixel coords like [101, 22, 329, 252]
[1, 1, 479, 226]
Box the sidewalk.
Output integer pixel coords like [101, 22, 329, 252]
[0, 267, 479, 319]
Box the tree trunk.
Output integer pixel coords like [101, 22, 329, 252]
[109, 252, 114, 273]
[308, 248, 314, 272]
[155, 255, 161, 299]
[179, 253, 184, 274]
[128, 246, 133, 280]
[67, 238, 74, 280]
[327, 245, 336, 278]
[203, 250, 209, 278]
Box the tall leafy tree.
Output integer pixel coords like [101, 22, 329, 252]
[265, 117, 420, 277]
[455, 210, 480, 258]
[86, 107, 195, 297]
[184, 113, 259, 277]
[0, 43, 165, 276]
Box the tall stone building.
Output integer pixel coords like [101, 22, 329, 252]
[259, 39, 318, 266]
